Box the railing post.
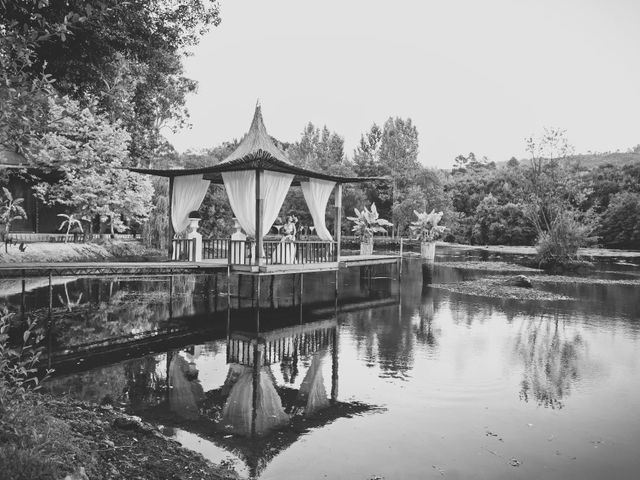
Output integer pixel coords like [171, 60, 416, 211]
[334, 183, 342, 261]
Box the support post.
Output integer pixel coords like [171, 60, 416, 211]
[331, 326, 339, 403]
[168, 275, 173, 320]
[399, 237, 404, 280]
[226, 266, 231, 342]
[251, 342, 261, 437]
[334, 183, 343, 261]
[47, 272, 52, 369]
[299, 273, 304, 324]
[168, 176, 175, 260]
[255, 275, 261, 332]
[20, 273, 26, 322]
[255, 169, 264, 266]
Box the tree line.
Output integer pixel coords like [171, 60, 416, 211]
[169, 121, 639, 253]
[1, 2, 638, 253]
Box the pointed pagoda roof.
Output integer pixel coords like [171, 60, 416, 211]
[128, 103, 388, 184]
[219, 101, 292, 166]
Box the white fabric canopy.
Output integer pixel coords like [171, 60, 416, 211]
[222, 170, 293, 237]
[171, 174, 210, 233]
[301, 179, 336, 241]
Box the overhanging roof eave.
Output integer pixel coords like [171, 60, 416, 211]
[128, 155, 390, 184]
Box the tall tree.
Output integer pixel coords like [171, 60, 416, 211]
[354, 118, 420, 233]
[1, 0, 221, 164]
[31, 96, 153, 233]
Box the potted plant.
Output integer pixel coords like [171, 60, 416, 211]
[347, 203, 393, 255]
[410, 210, 446, 261]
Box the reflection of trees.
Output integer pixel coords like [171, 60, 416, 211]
[50, 276, 199, 348]
[44, 363, 129, 405]
[125, 355, 165, 409]
[515, 315, 585, 409]
[57, 283, 83, 312]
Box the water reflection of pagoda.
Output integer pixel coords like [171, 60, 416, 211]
[162, 307, 376, 478]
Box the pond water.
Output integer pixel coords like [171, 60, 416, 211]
[2, 247, 640, 479]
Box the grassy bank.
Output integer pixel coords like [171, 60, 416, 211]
[0, 240, 163, 264]
[0, 393, 239, 480]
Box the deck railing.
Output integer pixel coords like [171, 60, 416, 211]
[170, 237, 337, 265]
[227, 326, 335, 366]
[202, 238, 228, 260]
[171, 238, 196, 261]
[235, 240, 337, 266]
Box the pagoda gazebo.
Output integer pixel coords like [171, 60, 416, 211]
[131, 104, 393, 274]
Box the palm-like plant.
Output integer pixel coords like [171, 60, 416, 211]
[1, 187, 27, 251]
[410, 210, 446, 242]
[57, 213, 83, 243]
[347, 203, 393, 240]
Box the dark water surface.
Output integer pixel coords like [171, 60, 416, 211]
[3, 248, 639, 479]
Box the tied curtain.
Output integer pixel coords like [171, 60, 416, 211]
[171, 175, 210, 233]
[301, 179, 336, 241]
[222, 170, 293, 237]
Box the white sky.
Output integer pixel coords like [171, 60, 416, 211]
[164, 0, 640, 168]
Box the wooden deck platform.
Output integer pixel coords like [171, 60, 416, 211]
[0, 254, 400, 278]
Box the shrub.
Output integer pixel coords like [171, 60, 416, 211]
[535, 210, 592, 265]
[0, 308, 49, 411]
[0, 445, 58, 480]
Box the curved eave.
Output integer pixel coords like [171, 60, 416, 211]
[127, 152, 390, 184]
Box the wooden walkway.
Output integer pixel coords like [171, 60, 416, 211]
[0, 260, 228, 278]
[0, 254, 399, 278]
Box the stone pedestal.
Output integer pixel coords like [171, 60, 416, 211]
[230, 218, 247, 264]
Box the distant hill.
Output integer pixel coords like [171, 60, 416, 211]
[568, 152, 640, 169]
[494, 151, 640, 170]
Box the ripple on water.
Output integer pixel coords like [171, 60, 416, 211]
[422, 377, 511, 408]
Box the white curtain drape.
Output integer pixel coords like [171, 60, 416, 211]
[171, 175, 210, 234]
[297, 352, 329, 416]
[221, 365, 289, 436]
[168, 354, 204, 420]
[301, 179, 336, 241]
[222, 171, 255, 236]
[222, 170, 293, 237]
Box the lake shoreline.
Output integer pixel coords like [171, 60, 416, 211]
[2, 240, 638, 266]
[0, 240, 164, 264]
[1, 392, 238, 480]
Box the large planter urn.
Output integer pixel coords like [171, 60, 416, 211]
[420, 241, 436, 262]
[185, 214, 202, 262]
[360, 237, 374, 255]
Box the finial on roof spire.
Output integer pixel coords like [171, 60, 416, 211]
[256, 98, 261, 109]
